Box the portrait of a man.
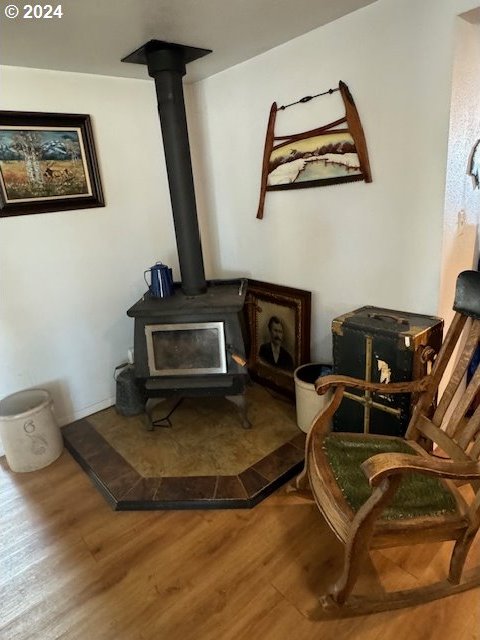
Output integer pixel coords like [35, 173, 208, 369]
[258, 315, 294, 371]
[245, 279, 311, 396]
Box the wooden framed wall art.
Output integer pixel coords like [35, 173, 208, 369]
[245, 279, 311, 398]
[257, 81, 372, 219]
[0, 111, 104, 217]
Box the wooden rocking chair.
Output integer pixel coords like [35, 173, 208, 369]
[294, 270, 480, 616]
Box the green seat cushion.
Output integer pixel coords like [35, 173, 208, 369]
[322, 435, 458, 520]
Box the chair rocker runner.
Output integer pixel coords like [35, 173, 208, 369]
[294, 270, 480, 616]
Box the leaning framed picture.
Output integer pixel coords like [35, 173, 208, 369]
[245, 279, 311, 398]
[0, 111, 105, 217]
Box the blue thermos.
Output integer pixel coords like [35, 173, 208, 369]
[144, 262, 174, 298]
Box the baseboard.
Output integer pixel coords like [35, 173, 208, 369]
[58, 397, 115, 428]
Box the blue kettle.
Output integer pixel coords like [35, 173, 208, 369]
[144, 262, 174, 298]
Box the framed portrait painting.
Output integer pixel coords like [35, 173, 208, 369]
[0, 111, 104, 217]
[245, 279, 311, 398]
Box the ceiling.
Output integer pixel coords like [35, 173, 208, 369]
[0, 0, 377, 83]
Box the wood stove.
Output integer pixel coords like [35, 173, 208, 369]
[123, 41, 250, 428]
[127, 280, 250, 427]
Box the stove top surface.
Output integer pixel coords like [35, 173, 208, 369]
[127, 279, 247, 318]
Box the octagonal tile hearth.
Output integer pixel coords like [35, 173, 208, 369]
[63, 384, 305, 509]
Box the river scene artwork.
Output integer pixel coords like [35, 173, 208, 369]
[267, 131, 362, 189]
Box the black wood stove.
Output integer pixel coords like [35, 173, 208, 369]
[123, 41, 250, 428]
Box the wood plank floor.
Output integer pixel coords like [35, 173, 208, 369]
[2, 450, 479, 640]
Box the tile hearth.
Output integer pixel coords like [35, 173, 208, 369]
[63, 384, 305, 510]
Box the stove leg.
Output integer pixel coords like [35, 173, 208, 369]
[226, 394, 252, 429]
[145, 397, 173, 430]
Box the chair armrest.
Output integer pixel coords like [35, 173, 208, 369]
[315, 374, 429, 396]
[361, 452, 480, 487]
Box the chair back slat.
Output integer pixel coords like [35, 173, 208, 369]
[458, 401, 480, 451]
[445, 364, 480, 441]
[471, 437, 480, 461]
[406, 313, 467, 439]
[407, 313, 480, 468]
[433, 319, 480, 428]
[416, 415, 471, 461]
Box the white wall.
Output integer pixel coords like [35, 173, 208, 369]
[438, 11, 480, 328]
[190, 0, 480, 362]
[2, 0, 479, 425]
[436, 10, 480, 398]
[0, 66, 179, 424]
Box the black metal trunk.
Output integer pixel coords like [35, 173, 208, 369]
[332, 306, 443, 437]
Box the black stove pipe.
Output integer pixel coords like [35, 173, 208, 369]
[123, 41, 209, 297]
[146, 47, 206, 296]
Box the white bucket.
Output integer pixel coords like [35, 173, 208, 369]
[294, 363, 333, 433]
[0, 389, 63, 472]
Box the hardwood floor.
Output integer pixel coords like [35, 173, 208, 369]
[2, 450, 479, 640]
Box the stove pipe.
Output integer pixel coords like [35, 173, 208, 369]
[122, 41, 212, 296]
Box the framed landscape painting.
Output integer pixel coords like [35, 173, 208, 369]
[0, 111, 104, 217]
[267, 130, 363, 189]
[256, 81, 372, 219]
